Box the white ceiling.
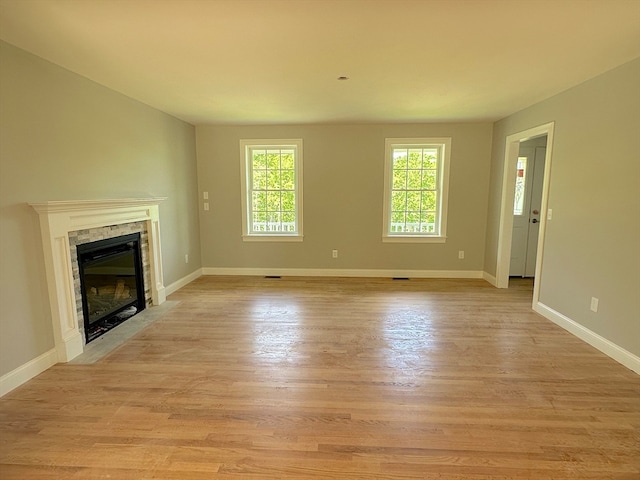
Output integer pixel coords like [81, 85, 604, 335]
[1, 0, 639, 125]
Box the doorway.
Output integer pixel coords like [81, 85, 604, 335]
[495, 122, 554, 308]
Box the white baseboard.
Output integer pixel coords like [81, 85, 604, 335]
[0, 348, 58, 397]
[202, 267, 485, 279]
[483, 271, 498, 286]
[165, 268, 203, 296]
[534, 302, 640, 375]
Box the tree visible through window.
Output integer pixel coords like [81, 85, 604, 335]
[240, 139, 303, 240]
[383, 138, 451, 242]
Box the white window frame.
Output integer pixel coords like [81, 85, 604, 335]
[240, 139, 303, 242]
[382, 137, 451, 243]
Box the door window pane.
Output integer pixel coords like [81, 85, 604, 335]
[513, 156, 527, 215]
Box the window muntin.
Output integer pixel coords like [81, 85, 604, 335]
[383, 138, 451, 242]
[240, 139, 303, 240]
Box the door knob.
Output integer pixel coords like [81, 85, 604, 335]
[531, 218, 539, 224]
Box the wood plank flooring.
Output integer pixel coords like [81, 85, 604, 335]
[1, 276, 639, 479]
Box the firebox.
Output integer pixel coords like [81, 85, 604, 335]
[76, 233, 146, 343]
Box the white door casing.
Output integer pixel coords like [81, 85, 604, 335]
[495, 121, 554, 307]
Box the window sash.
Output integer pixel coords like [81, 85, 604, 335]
[240, 140, 303, 239]
[383, 138, 451, 241]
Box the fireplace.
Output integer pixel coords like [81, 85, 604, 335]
[77, 233, 146, 343]
[29, 198, 166, 362]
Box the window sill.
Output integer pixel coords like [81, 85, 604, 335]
[242, 234, 304, 242]
[382, 235, 447, 244]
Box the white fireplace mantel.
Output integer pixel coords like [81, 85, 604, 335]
[29, 198, 167, 362]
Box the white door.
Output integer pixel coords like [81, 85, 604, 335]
[524, 146, 546, 276]
[510, 145, 546, 277]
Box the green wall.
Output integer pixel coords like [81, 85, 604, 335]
[196, 123, 493, 272]
[0, 41, 202, 375]
[485, 58, 640, 356]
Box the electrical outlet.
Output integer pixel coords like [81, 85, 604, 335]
[332, 249, 338, 258]
[203, 191, 209, 200]
[590, 297, 599, 313]
[547, 208, 553, 220]
[458, 250, 464, 259]
[185, 254, 189, 264]
[204, 202, 209, 211]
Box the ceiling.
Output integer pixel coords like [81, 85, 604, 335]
[1, 0, 639, 125]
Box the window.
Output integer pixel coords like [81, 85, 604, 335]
[382, 138, 451, 243]
[240, 139, 303, 241]
[513, 156, 527, 215]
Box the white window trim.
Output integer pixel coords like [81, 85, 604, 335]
[240, 138, 304, 242]
[382, 137, 451, 243]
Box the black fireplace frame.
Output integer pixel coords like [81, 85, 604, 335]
[76, 232, 146, 343]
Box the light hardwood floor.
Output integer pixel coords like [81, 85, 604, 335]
[1, 276, 638, 479]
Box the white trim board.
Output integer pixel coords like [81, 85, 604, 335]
[482, 271, 498, 287]
[534, 302, 640, 375]
[165, 268, 204, 296]
[0, 348, 58, 397]
[203, 267, 485, 279]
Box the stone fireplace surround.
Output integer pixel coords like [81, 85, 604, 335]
[29, 199, 167, 363]
[69, 222, 152, 342]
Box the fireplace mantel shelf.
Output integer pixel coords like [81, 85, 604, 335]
[29, 197, 167, 213]
[30, 198, 167, 363]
